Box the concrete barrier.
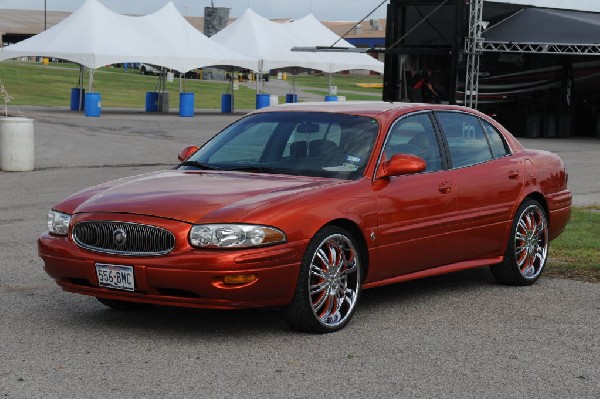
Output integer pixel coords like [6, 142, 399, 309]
[0, 117, 34, 171]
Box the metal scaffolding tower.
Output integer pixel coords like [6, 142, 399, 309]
[464, 0, 483, 109]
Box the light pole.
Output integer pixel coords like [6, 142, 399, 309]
[44, 0, 47, 30]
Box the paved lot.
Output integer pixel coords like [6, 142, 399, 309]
[0, 106, 598, 398]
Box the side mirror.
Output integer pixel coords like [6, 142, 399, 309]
[178, 145, 199, 162]
[376, 153, 426, 179]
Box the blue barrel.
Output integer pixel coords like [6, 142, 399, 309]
[145, 92, 159, 112]
[221, 93, 232, 113]
[285, 93, 298, 103]
[70, 88, 85, 111]
[324, 95, 338, 102]
[84, 92, 101, 117]
[256, 93, 270, 109]
[179, 92, 195, 117]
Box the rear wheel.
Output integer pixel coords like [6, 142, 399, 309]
[96, 297, 151, 310]
[283, 226, 362, 333]
[491, 199, 548, 285]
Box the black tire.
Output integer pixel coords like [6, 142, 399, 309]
[283, 226, 362, 333]
[140, 67, 147, 75]
[96, 297, 151, 311]
[490, 199, 549, 286]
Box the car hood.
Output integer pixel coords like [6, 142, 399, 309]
[61, 170, 342, 224]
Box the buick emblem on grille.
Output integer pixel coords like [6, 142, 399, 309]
[73, 221, 175, 256]
[113, 229, 127, 246]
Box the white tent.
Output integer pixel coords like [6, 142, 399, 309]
[211, 8, 303, 72]
[134, 3, 255, 72]
[0, 0, 254, 72]
[0, 0, 135, 68]
[211, 9, 383, 74]
[282, 14, 384, 74]
[283, 14, 355, 49]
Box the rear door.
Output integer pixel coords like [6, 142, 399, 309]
[434, 111, 523, 260]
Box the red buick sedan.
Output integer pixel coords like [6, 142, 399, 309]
[39, 102, 572, 333]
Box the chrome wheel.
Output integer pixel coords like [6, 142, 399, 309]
[308, 234, 360, 329]
[283, 226, 362, 333]
[490, 199, 549, 286]
[514, 204, 548, 279]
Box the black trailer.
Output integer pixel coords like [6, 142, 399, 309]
[382, 0, 600, 137]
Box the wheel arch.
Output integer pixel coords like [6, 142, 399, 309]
[324, 218, 370, 281]
[521, 191, 549, 220]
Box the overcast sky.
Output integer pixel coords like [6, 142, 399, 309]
[0, 0, 599, 20]
[0, 0, 390, 20]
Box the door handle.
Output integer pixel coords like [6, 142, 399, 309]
[508, 170, 520, 180]
[438, 182, 452, 194]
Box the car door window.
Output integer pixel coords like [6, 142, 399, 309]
[481, 120, 510, 158]
[436, 112, 493, 168]
[383, 113, 442, 172]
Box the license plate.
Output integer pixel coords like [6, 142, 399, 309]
[95, 263, 135, 291]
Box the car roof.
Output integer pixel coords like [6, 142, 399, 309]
[254, 101, 482, 118]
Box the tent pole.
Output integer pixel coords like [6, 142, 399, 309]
[79, 64, 84, 110]
[292, 67, 297, 95]
[328, 73, 332, 95]
[79, 65, 83, 89]
[179, 73, 183, 93]
[231, 68, 235, 112]
[257, 60, 263, 94]
[89, 68, 93, 93]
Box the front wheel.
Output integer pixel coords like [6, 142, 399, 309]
[283, 226, 362, 333]
[490, 199, 549, 285]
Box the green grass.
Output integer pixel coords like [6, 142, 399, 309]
[292, 74, 382, 92]
[0, 61, 260, 109]
[547, 206, 600, 282]
[293, 74, 382, 99]
[303, 88, 381, 101]
[0, 61, 384, 108]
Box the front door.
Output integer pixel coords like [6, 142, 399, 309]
[373, 112, 460, 282]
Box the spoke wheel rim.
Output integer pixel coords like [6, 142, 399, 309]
[514, 204, 548, 280]
[308, 233, 360, 328]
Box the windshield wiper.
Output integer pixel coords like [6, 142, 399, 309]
[178, 161, 219, 170]
[225, 166, 297, 175]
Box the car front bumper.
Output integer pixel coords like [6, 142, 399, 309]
[38, 232, 304, 309]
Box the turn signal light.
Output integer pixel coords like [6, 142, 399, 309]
[223, 274, 258, 285]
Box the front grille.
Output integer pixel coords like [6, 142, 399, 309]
[73, 221, 175, 256]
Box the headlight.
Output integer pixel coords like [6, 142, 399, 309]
[47, 210, 71, 236]
[189, 224, 286, 248]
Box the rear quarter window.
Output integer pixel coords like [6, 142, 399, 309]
[481, 120, 510, 158]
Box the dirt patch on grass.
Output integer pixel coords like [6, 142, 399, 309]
[546, 259, 600, 283]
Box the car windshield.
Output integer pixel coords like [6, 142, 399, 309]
[180, 111, 380, 180]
